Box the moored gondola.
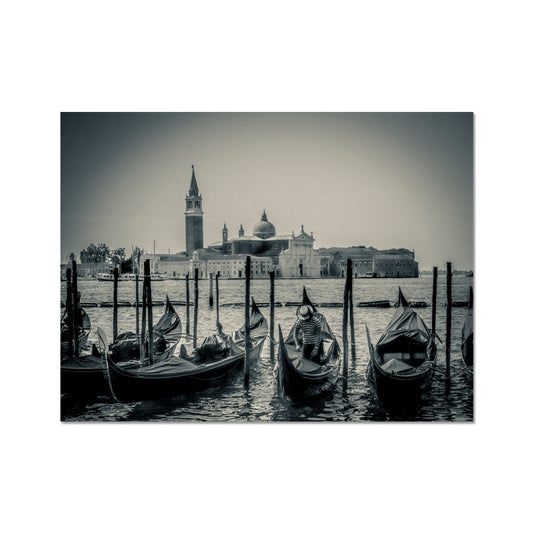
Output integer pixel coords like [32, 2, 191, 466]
[103, 300, 268, 402]
[461, 286, 473, 378]
[366, 287, 437, 403]
[61, 347, 108, 397]
[60, 303, 104, 396]
[277, 287, 340, 401]
[61, 297, 181, 398]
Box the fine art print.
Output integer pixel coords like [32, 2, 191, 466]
[61, 112, 474, 422]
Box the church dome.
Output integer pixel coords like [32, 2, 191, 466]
[253, 210, 276, 239]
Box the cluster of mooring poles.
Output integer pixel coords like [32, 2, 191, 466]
[63, 260, 80, 358]
[65, 255, 458, 383]
[429, 262, 454, 379]
[109, 260, 157, 364]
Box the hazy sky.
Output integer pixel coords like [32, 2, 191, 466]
[61, 112, 473, 269]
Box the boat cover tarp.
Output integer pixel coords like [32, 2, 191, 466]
[110, 295, 181, 357]
[381, 358, 414, 374]
[126, 336, 246, 376]
[283, 343, 334, 377]
[62, 354, 102, 370]
[376, 289, 431, 352]
[111, 333, 168, 358]
[124, 356, 203, 376]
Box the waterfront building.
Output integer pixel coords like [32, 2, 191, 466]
[319, 247, 419, 278]
[370, 253, 419, 278]
[141, 251, 273, 279]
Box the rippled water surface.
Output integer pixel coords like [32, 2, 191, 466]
[61, 276, 474, 422]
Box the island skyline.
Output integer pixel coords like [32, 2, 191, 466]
[61, 112, 474, 270]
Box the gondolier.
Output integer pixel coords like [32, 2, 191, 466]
[294, 305, 323, 362]
[277, 288, 340, 401]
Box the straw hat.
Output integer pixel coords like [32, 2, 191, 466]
[297, 305, 313, 320]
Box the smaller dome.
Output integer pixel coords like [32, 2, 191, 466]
[253, 210, 276, 239]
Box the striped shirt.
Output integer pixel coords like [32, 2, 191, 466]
[295, 316, 322, 345]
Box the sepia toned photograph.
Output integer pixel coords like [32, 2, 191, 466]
[61, 112, 474, 422]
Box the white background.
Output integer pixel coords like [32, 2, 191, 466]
[2, 1, 531, 532]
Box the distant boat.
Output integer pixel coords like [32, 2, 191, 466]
[451, 301, 469, 308]
[97, 272, 166, 282]
[357, 300, 391, 308]
[366, 288, 437, 403]
[409, 301, 428, 308]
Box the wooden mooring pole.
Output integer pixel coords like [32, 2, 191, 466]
[215, 273, 220, 332]
[348, 259, 356, 360]
[431, 266, 438, 338]
[342, 259, 350, 378]
[72, 260, 79, 358]
[140, 267, 147, 364]
[145, 259, 154, 364]
[185, 273, 190, 338]
[445, 262, 452, 379]
[269, 270, 275, 361]
[209, 272, 214, 307]
[113, 267, 119, 343]
[135, 273, 139, 336]
[193, 268, 199, 349]
[244, 256, 251, 387]
[65, 267, 74, 358]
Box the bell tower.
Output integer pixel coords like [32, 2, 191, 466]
[185, 165, 204, 255]
[222, 223, 228, 244]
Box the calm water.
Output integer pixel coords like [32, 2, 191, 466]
[60, 276, 474, 422]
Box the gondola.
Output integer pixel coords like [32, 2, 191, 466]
[461, 286, 473, 377]
[277, 287, 340, 401]
[366, 287, 437, 402]
[60, 347, 108, 397]
[109, 295, 182, 362]
[102, 299, 268, 402]
[61, 297, 181, 397]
